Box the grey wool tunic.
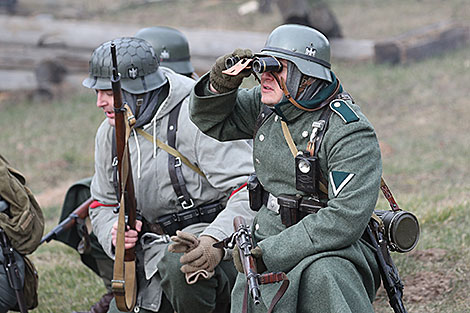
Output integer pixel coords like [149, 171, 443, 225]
[89, 69, 255, 312]
[189, 73, 382, 313]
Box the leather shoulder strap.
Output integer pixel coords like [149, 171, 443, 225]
[167, 101, 195, 209]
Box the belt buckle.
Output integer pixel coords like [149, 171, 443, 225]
[181, 198, 194, 210]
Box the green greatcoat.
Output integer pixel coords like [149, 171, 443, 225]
[189, 73, 382, 313]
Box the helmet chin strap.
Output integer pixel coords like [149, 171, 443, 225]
[269, 69, 308, 110]
[273, 74, 340, 112]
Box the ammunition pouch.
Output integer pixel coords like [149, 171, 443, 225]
[247, 173, 269, 212]
[278, 194, 324, 228]
[143, 202, 224, 236]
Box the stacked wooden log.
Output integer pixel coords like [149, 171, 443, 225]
[0, 15, 468, 94]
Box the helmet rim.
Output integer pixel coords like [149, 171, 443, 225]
[82, 69, 167, 93]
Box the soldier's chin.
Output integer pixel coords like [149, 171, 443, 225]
[261, 93, 277, 107]
[107, 117, 116, 126]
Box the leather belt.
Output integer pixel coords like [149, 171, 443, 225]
[142, 202, 224, 236]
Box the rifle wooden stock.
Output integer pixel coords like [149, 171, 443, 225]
[40, 197, 93, 245]
[110, 42, 137, 311]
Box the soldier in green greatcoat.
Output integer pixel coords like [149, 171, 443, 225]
[188, 24, 382, 312]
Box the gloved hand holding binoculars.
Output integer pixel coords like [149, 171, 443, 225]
[209, 48, 283, 93]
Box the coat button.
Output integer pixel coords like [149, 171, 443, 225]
[274, 115, 279, 122]
[255, 223, 260, 230]
[334, 101, 341, 108]
[259, 134, 265, 141]
[255, 158, 260, 164]
[302, 131, 309, 138]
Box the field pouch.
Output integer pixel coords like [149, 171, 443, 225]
[0, 155, 45, 255]
[11, 255, 39, 310]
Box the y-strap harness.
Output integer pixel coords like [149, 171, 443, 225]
[112, 101, 224, 237]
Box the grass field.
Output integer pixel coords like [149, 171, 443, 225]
[1, 0, 470, 312]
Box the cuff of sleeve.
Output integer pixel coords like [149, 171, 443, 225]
[200, 227, 227, 243]
[258, 221, 315, 273]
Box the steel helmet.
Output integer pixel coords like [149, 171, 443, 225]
[258, 24, 332, 82]
[134, 26, 194, 75]
[82, 37, 167, 94]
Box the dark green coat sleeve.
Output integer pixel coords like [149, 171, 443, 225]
[189, 73, 263, 141]
[259, 113, 382, 273]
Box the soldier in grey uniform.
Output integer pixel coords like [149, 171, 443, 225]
[69, 27, 203, 313]
[83, 37, 254, 313]
[135, 26, 199, 80]
[189, 24, 382, 312]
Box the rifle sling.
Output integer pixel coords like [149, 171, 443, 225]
[242, 272, 289, 313]
[136, 128, 206, 179]
[112, 113, 137, 311]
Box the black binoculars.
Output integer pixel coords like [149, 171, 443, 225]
[374, 210, 420, 253]
[225, 56, 283, 74]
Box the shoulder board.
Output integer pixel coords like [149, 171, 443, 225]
[329, 99, 359, 124]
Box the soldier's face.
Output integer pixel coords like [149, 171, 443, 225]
[96, 89, 115, 126]
[260, 59, 287, 106]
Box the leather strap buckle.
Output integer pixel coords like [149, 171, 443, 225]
[181, 198, 194, 210]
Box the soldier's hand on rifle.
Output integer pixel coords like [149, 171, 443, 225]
[233, 245, 266, 273]
[210, 48, 253, 94]
[177, 234, 223, 273]
[111, 220, 142, 249]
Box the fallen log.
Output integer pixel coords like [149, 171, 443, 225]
[374, 21, 470, 64]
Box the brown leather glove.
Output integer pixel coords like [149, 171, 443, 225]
[179, 235, 224, 274]
[233, 245, 266, 273]
[210, 48, 253, 93]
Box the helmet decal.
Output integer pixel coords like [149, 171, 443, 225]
[258, 25, 332, 81]
[160, 47, 170, 60]
[128, 66, 138, 79]
[83, 37, 167, 93]
[305, 43, 316, 57]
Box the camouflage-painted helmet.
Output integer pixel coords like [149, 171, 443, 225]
[134, 26, 194, 75]
[82, 37, 167, 94]
[258, 24, 332, 82]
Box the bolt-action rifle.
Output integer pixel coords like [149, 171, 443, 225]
[215, 216, 289, 313]
[110, 42, 138, 312]
[366, 178, 417, 313]
[40, 197, 93, 245]
[0, 227, 27, 313]
[367, 221, 407, 313]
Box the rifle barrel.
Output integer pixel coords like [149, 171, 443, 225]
[233, 216, 261, 305]
[367, 224, 408, 313]
[39, 197, 93, 245]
